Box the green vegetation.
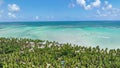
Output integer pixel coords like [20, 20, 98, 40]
[0, 38, 120, 68]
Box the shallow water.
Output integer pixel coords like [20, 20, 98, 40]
[0, 21, 120, 49]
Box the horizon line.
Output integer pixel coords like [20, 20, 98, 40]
[0, 20, 120, 23]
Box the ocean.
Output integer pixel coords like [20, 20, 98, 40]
[0, 21, 120, 49]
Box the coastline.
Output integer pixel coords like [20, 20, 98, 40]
[0, 24, 120, 49]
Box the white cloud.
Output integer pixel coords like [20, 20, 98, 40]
[76, 0, 101, 10]
[96, 7, 120, 17]
[35, 16, 39, 20]
[7, 4, 20, 18]
[107, 4, 112, 9]
[104, 1, 108, 5]
[8, 4, 20, 12]
[76, 0, 86, 7]
[85, 5, 91, 10]
[104, 1, 112, 9]
[8, 12, 16, 18]
[94, 0, 120, 18]
[102, 1, 113, 11]
[75, 0, 114, 12]
[76, 0, 91, 10]
[92, 0, 101, 8]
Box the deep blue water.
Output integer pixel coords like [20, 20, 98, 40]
[0, 21, 120, 28]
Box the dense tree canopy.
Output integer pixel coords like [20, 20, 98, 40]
[0, 38, 120, 68]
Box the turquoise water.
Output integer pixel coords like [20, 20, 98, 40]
[0, 21, 120, 49]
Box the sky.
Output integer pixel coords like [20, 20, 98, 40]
[0, 0, 120, 21]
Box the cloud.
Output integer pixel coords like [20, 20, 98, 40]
[76, 0, 101, 10]
[85, 5, 92, 10]
[75, 0, 119, 17]
[76, 0, 90, 10]
[95, 1, 119, 17]
[8, 4, 20, 12]
[8, 12, 16, 18]
[102, 1, 112, 10]
[107, 4, 112, 9]
[7, 4, 20, 19]
[96, 8, 120, 17]
[35, 16, 39, 20]
[91, 0, 101, 8]
[104, 1, 108, 5]
[76, 0, 86, 7]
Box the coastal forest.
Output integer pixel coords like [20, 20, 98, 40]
[0, 38, 120, 68]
